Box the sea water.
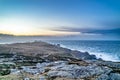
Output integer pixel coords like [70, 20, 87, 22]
[47, 40, 120, 62]
[0, 37, 120, 62]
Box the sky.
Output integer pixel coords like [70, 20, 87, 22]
[0, 0, 120, 40]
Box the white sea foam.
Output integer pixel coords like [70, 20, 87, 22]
[60, 44, 120, 62]
[89, 52, 120, 62]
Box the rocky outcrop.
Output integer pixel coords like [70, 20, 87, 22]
[71, 51, 97, 60]
[21, 61, 115, 80]
[1, 41, 120, 80]
[47, 64, 112, 79]
[0, 41, 97, 61]
[109, 73, 120, 80]
[34, 61, 120, 80]
[96, 74, 109, 80]
[96, 73, 120, 80]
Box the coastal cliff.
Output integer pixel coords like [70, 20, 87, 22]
[0, 41, 120, 80]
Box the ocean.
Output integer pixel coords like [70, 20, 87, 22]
[47, 40, 120, 62]
[0, 38, 120, 62]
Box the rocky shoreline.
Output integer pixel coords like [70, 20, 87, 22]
[0, 41, 120, 80]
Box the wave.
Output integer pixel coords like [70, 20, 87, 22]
[89, 52, 120, 62]
[60, 44, 120, 62]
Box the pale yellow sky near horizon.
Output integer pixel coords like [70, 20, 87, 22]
[0, 0, 119, 40]
[0, 16, 80, 36]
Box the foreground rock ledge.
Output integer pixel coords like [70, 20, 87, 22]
[0, 41, 120, 80]
[21, 61, 120, 80]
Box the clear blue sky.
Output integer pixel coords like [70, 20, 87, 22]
[0, 0, 120, 40]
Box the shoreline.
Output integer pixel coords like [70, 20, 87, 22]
[46, 40, 120, 62]
[0, 40, 120, 62]
[0, 41, 120, 79]
[58, 44, 120, 62]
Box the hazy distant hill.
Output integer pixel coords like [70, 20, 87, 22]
[0, 34, 14, 37]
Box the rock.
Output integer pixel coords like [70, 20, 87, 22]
[109, 73, 120, 80]
[96, 74, 109, 80]
[96, 72, 120, 80]
[24, 78, 30, 80]
[39, 75, 46, 80]
[61, 65, 111, 76]
[68, 60, 89, 66]
[50, 63, 66, 70]
[105, 62, 120, 69]
[47, 71, 74, 78]
[22, 66, 45, 74]
[90, 61, 120, 69]
[21, 60, 116, 79]
[36, 61, 67, 68]
[10, 69, 20, 74]
[47, 63, 112, 79]
[71, 51, 97, 60]
[36, 63, 50, 68]
[57, 64, 80, 71]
